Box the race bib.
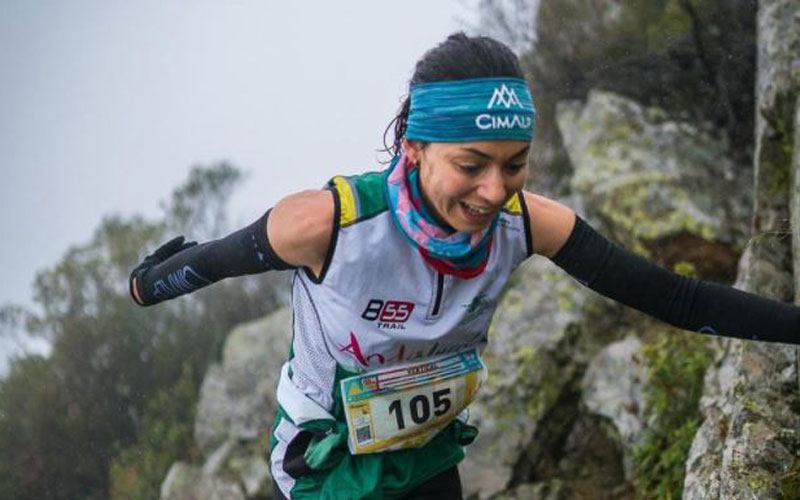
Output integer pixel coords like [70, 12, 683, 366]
[340, 349, 486, 455]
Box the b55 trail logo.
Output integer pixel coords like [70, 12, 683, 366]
[362, 299, 415, 330]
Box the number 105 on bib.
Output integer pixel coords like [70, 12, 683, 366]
[340, 349, 485, 454]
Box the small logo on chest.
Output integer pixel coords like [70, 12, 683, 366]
[362, 299, 415, 330]
[457, 292, 496, 327]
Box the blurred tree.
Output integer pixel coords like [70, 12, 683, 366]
[0, 305, 34, 377]
[0, 163, 286, 500]
[475, 0, 538, 53]
[109, 363, 200, 500]
[162, 161, 241, 241]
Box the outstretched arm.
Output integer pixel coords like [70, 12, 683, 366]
[523, 191, 800, 345]
[130, 189, 334, 306]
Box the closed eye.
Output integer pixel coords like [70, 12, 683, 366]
[505, 163, 526, 174]
[458, 164, 483, 175]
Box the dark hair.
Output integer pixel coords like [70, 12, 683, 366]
[382, 32, 525, 159]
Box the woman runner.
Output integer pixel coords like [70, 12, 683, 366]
[129, 33, 800, 500]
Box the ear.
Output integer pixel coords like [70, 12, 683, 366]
[402, 139, 423, 164]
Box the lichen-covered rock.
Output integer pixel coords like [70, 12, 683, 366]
[755, 0, 800, 114]
[682, 245, 800, 499]
[682, 247, 799, 500]
[198, 437, 273, 499]
[522, 0, 758, 197]
[194, 308, 291, 457]
[681, 334, 737, 500]
[160, 462, 245, 500]
[794, 98, 800, 301]
[161, 463, 202, 500]
[459, 257, 594, 499]
[195, 365, 228, 456]
[557, 91, 750, 278]
[748, 0, 799, 299]
[683, 1, 800, 497]
[714, 334, 800, 498]
[581, 335, 645, 477]
[228, 449, 272, 498]
[203, 439, 236, 476]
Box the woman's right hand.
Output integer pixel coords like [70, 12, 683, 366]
[129, 236, 197, 305]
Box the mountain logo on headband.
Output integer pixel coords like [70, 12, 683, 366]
[487, 85, 523, 109]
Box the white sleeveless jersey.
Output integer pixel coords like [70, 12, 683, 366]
[270, 169, 533, 498]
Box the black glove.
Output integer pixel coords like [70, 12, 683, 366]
[129, 236, 197, 306]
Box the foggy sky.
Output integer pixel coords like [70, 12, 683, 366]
[0, 0, 475, 370]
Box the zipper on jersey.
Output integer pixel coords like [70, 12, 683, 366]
[428, 272, 445, 319]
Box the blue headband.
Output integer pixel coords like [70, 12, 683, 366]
[405, 77, 536, 143]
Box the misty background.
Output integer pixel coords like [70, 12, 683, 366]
[0, 1, 482, 372]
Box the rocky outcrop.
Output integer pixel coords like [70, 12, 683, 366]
[459, 257, 594, 499]
[194, 308, 291, 455]
[435, 252, 641, 500]
[553, 82, 775, 499]
[683, 1, 800, 498]
[524, 0, 758, 197]
[795, 99, 800, 304]
[461, 86, 753, 498]
[581, 335, 646, 478]
[557, 90, 751, 277]
[160, 463, 245, 500]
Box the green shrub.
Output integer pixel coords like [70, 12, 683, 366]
[109, 363, 201, 500]
[632, 329, 712, 499]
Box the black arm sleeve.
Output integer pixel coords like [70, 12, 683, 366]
[550, 215, 800, 345]
[133, 209, 295, 306]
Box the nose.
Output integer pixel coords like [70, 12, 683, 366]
[477, 167, 508, 206]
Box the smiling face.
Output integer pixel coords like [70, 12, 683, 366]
[403, 139, 530, 233]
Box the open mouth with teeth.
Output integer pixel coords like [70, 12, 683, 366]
[459, 201, 495, 223]
[462, 202, 490, 214]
